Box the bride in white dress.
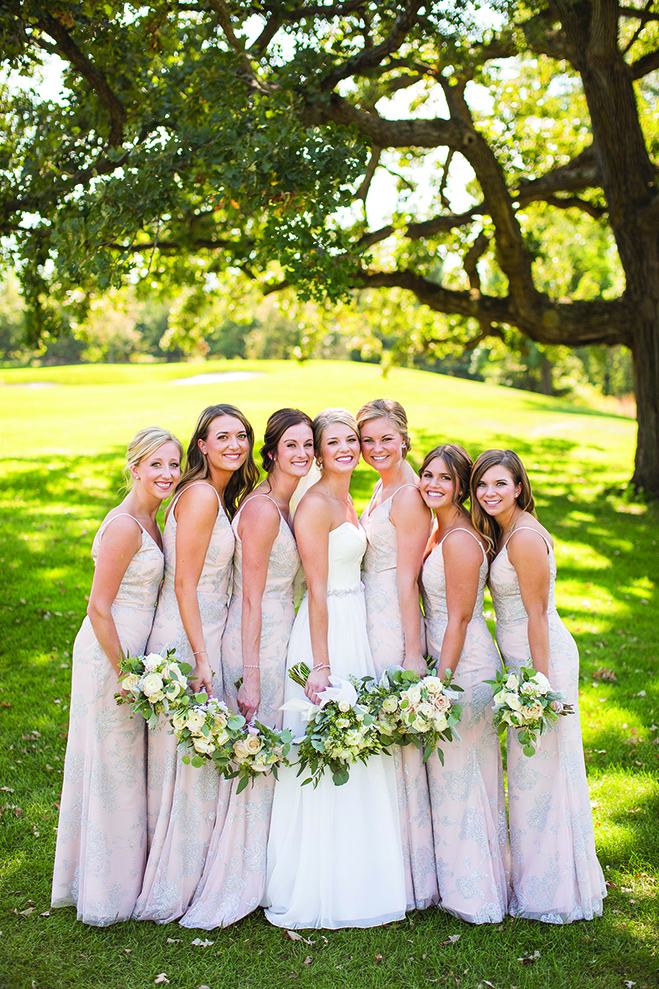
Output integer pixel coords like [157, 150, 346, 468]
[263, 408, 407, 929]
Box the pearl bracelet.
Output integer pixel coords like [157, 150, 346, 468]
[312, 664, 331, 671]
[193, 650, 207, 656]
[243, 664, 260, 669]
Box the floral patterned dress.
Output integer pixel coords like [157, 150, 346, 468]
[361, 482, 438, 912]
[180, 494, 299, 929]
[134, 482, 234, 923]
[51, 513, 163, 925]
[489, 527, 606, 923]
[420, 528, 510, 923]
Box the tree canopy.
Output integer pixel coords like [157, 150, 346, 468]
[1, 1, 658, 492]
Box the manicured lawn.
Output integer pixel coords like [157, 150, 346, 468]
[0, 360, 657, 989]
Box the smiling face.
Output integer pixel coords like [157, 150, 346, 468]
[199, 415, 249, 473]
[132, 440, 181, 502]
[319, 422, 360, 474]
[419, 456, 457, 513]
[274, 423, 315, 478]
[475, 464, 522, 518]
[360, 416, 405, 473]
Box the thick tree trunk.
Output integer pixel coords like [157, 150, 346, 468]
[631, 315, 659, 495]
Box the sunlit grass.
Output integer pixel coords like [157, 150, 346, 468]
[0, 360, 657, 989]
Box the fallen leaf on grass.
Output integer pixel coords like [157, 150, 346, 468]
[303, 956, 312, 965]
[517, 950, 540, 965]
[190, 938, 214, 947]
[166, 938, 180, 944]
[40, 912, 50, 918]
[439, 934, 461, 945]
[285, 930, 315, 945]
[0, 787, 14, 793]
[623, 982, 636, 988]
[592, 667, 617, 682]
[154, 975, 169, 985]
[482, 982, 496, 988]
[18, 908, 34, 917]
[375, 955, 383, 963]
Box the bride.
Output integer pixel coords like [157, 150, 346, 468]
[263, 408, 407, 929]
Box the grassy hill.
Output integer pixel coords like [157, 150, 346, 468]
[0, 360, 656, 989]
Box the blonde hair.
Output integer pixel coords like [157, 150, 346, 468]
[312, 408, 359, 455]
[356, 398, 411, 455]
[124, 427, 183, 489]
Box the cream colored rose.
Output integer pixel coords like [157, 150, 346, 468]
[382, 695, 399, 714]
[336, 717, 350, 729]
[165, 680, 182, 699]
[412, 716, 427, 732]
[505, 672, 520, 691]
[403, 684, 422, 707]
[233, 739, 250, 760]
[501, 689, 522, 711]
[422, 677, 444, 695]
[245, 734, 263, 755]
[418, 702, 435, 719]
[251, 755, 270, 772]
[214, 729, 230, 746]
[432, 712, 448, 732]
[141, 672, 164, 697]
[338, 701, 351, 713]
[433, 694, 450, 712]
[525, 699, 545, 721]
[142, 653, 163, 672]
[186, 709, 206, 732]
[193, 737, 215, 755]
[172, 711, 188, 731]
[122, 673, 140, 692]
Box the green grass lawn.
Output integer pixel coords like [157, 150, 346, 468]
[0, 359, 657, 989]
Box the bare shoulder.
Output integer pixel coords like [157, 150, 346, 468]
[175, 481, 220, 515]
[390, 482, 430, 522]
[442, 526, 483, 563]
[294, 489, 333, 534]
[508, 516, 553, 559]
[97, 511, 142, 553]
[238, 493, 281, 533]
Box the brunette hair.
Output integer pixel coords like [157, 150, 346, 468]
[260, 408, 314, 472]
[356, 398, 411, 455]
[470, 449, 535, 560]
[419, 443, 472, 510]
[175, 404, 259, 518]
[312, 407, 359, 458]
[123, 427, 183, 490]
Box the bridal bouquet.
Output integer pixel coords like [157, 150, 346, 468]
[172, 696, 245, 775]
[284, 663, 383, 787]
[357, 665, 463, 763]
[116, 648, 195, 729]
[486, 666, 574, 756]
[229, 722, 294, 793]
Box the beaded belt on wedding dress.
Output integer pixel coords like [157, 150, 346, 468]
[327, 581, 365, 597]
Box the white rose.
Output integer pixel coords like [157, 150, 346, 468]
[433, 694, 450, 713]
[141, 672, 164, 697]
[336, 717, 350, 729]
[382, 696, 399, 714]
[422, 677, 444, 695]
[186, 709, 206, 732]
[142, 653, 163, 672]
[165, 681, 182, 699]
[251, 755, 270, 772]
[233, 739, 250, 760]
[193, 737, 215, 755]
[432, 712, 448, 732]
[500, 690, 522, 712]
[214, 729, 230, 746]
[525, 699, 545, 721]
[244, 735, 263, 755]
[412, 716, 427, 732]
[122, 673, 140, 692]
[418, 702, 435, 719]
[338, 701, 351, 713]
[505, 673, 519, 691]
[171, 711, 188, 731]
[530, 671, 551, 694]
[403, 684, 422, 708]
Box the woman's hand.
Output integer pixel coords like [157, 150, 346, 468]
[193, 657, 214, 696]
[402, 654, 427, 676]
[305, 666, 331, 704]
[237, 672, 261, 721]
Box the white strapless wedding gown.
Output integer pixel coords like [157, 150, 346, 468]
[263, 522, 407, 929]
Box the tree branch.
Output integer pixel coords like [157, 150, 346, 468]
[355, 206, 484, 250]
[354, 146, 381, 202]
[631, 44, 659, 76]
[515, 147, 601, 205]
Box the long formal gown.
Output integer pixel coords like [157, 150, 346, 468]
[361, 482, 438, 912]
[134, 482, 234, 923]
[51, 513, 163, 925]
[180, 494, 299, 929]
[263, 522, 407, 929]
[420, 528, 510, 923]
[489, 527, 606, 923]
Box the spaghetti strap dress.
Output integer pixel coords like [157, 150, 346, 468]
[489, 526, 606, 923]
[263, 522, 407, 929]
[52, 513, 163, 925]
[181, 494, 300, 929]
[361, 481, 438, 911]
[420, 528, 510, 923]
[134, 482, 234, 923]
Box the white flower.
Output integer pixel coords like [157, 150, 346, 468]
[418, 702, 435, 719]
[500, 689, 522, 711]
[186, 709, 206, 732]
[432, 712, 448, 732]
[244, 734, 263, 755]
[524, 699, 545, 721]
[141, 672, 164, 697]
[336, 717, 350, 729]
[143, 653, 163, 672]
[403, 684, 422, 708]
[122, 673, 140, 692]
[433, 694, 450, 713]
[251, 755, 271, 772]
[214, 729, 230, 746]
[382, 695, 399, 714]
[165, 680, 182, 699]
[338, 701, 351, 713]
[193, 737, 215, 755]
[233, 739, 250, 760]
[171, 711, 188, 731]
[530, 671, 551, 694]
[422, 677, 444, 695]
[505, 672, 519, 691]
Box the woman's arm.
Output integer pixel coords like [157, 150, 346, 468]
[390, 486, 432, 673]
[507, 529, 551, 679]
[236, 497, 280, 720]
[294, 495, 332, 703]
[174, 485, 219, 695]
[438, 531, 482, 677]
[87, 516, 143, 677]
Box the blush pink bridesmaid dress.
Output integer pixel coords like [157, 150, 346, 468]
[421, 528, 510, 923]
[133, 482, 234, 923]
[361, 483, 439, 912]
[489, 527, 606, 923]
[52, 514, 163, 925]
[180, 494, 299, 929]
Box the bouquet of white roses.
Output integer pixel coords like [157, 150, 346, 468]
[486, 665, 574, 756]
[171, 696, 246, 775]
[356, 664, 463, 763]
[283, 663, 384, 787]
[116, 648, 195, 729]
[229, 722, 294, 793]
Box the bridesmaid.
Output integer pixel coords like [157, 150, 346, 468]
[134, 404, 259, 923]
[356, 399, 437, 912]
[52, 427, 182, 925]
[418, 444, 509, 923]
[180, 408, 314, 929]
[471, 449, 606, 923]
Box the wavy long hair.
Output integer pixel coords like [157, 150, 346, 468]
[260, 408, 314, 473]
[175, 404, 259, 518]
[470, 449, 535, 560]
[419, 443, 473, 511]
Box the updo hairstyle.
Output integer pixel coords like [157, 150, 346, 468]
[260, 408, 314, 472]
[356, 398, 411, 456]
[124, 426, 183, 489]
[312, 408, 360, 460]
[418, 443, 473, 510]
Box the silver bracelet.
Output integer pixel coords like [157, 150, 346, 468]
[193, 649, 207, 656]
[312, 664, 331, 671]
[243, 664, 260, 669]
